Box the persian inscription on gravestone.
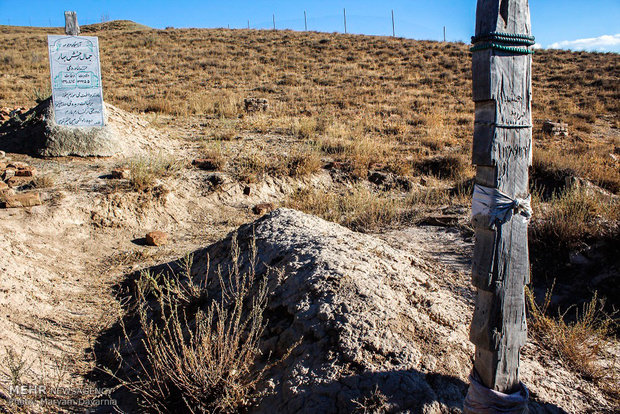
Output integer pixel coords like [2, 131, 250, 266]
[48, 35, 104, 126]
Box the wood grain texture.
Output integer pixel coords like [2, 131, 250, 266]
[469, 0, 532, 394]
[475, 0, 532, 36]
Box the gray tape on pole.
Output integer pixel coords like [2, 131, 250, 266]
[464, 370, 529, 414]
[472, 184, 532, 227]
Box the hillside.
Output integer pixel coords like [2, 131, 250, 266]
[0, 21, 618, 412]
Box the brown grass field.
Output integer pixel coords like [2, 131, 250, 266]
[0, 21, 618, 410]
[1, 21, 618, 191]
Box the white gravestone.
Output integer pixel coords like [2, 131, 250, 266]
[48, 35, 105, 126]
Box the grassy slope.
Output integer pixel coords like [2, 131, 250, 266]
[0, 22, 618, 189]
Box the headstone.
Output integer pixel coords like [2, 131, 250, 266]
[466, 0, 534, 403]
[48, 13, 104, 127]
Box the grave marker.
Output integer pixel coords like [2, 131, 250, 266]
[465, 0, 535, 411]
[48, 12, 105, 127]
[64, 11, 79, 36]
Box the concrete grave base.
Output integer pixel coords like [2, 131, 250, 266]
[0, 98, 170, 158]
[38, 99, 122, 157]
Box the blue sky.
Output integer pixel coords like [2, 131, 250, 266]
[1, 1, 619, 52]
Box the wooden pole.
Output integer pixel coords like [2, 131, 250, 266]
[64, 11, 79, 36]
[443, 26, 446, 42]
[343, 8, 347, 34]
[273, 14, 276, 30]
[468, 0, 534, 395]
[392, 10, 395, 37]
[304, 10, 307, 31]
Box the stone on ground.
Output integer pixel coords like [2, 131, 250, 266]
[1, 192, 41, 208]
[145, 231, 169, 246]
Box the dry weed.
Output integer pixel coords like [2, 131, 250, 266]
[128, 153, 183, 192]
[104, 238, 285, 413]
[526, 287, 619, 403]
[285, 186, 403, 232]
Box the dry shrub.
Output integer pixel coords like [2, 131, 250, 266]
[420, 107, 455, 150]
[407, 187, 450, 207]
[199, 141, 228, 170]
[129, 153, 183, 192]
[106, 238, 279, 413]
[316, 135, 392, 179]
[353, 385, 389, 413]
[415, 154, 469, 180]
[285, 186, 402, 232]
[289, 117, 318, 139]
[530, 185, 619, 251]
[526, 287, 619, 402]
[533, 141, 620, 195]
[284, 147, 322, 177]
[32, 175, 55, 189]
[234, 151, 268, 183]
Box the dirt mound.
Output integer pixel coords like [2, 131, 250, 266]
[187, 208, 468, 413]
[95, 208, 607, 413]
[0, 98, 170, 157]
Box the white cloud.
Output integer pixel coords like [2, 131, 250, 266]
[548, 34, 620, 53]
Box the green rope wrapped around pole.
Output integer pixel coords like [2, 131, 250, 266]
[470, 31, 536, 55]
[470, 43, 535, 54]
[472, 31, 536, 45]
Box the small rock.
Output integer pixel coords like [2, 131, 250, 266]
[6, 176, 33, 188]
[146, 231, 169, 246]
[7, 162, 28, 169]
[2, 168, 16, 181]
[1, 192, 41, 208]
[0, 182, 15, 198]
[542, 120, 569, 137]
[419, 215, 460, 227]
[252, 202, 274, 215]
[243, 185, 251, 195]
[569, 251, 591, 266]
[111, 168, 131, 179]
[0, 150, 5, 158]
[14, 166, 36, 177]
[368, 171, 390, 186]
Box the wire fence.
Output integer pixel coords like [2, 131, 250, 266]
[4, 9, 453, 42]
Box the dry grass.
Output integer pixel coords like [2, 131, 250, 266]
[285, 184, 460, 232]
[31, 174, 55, 189]
[104, 238, 283, 413]
[285, 185, 405, 232]
[128, 153, 183, 192]
[232, 144, 321, 183]
[530, 185, 619, 252]
[526, 287, 619, 403]
[1, 22, 616, 195]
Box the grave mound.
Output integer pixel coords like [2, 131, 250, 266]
[135, 208, 471, 412]
[0, 98, 165, 157]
